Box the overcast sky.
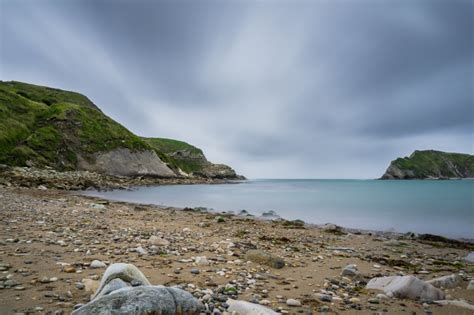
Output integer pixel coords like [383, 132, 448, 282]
[1, 0, 472, 178]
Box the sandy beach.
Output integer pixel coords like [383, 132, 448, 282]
[0, 186, 473, 314]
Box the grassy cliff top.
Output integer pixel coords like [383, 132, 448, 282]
[143, 137, 203, 155]
[390, 150, 474, 178]
[0, 81, 171, 170]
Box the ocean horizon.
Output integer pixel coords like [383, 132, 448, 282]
[84, 178, 474, 240]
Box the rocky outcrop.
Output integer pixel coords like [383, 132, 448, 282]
[381, 150, 474, 179]
[77, 148, 176, 177]
[72, 263, 203, 315]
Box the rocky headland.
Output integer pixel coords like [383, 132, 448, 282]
[0, 186, 473, 314]
[0, 80, 244, 181]
[381, 150, 474, 180]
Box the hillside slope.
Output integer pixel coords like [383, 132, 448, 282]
[381, 150, 474, 179]
[0, 81, 242, 179]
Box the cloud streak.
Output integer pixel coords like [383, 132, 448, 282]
[1, 0, 472, 178]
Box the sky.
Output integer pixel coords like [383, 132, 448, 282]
[0, 0, 472, 179]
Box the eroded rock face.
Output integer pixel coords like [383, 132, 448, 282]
[73, 263, 203, 315]
[78, 148, 176, 177]
[366, 275, 445, 301]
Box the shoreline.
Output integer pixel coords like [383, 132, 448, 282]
[80, 183, 474, 243]
[0, 186, 473, 314]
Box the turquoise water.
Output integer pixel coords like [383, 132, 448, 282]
[84, 179, 474, 239]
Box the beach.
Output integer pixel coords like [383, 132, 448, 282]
[1, 186, 473, 314]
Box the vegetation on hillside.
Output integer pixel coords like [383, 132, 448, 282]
[388, 150, 474, 178]
[0, 81, 185, 172]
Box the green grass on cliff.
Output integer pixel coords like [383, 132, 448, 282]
[392, 150, 474, 178]
[0, 81, 157, 169]
[143, 137, 206, 174]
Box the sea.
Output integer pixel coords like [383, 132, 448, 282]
[83, 179, 474, 239]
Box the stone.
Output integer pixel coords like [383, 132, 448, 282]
[244, 250, 285, 269]
[341, 264, 359, 277]
[467, 280, 474, 290]
[94, 278, 130, 300]
[286, 299, 301, 306]
[227, 299, 278, 315]
[72, 286, 203, 315]
[464, 252, 474, 263]
[427, 274, 461, 289]
[433, 300, 474, 311]
[91, 263, 151, 300]
[148, 235, 170, 247]
[82, 279, 100, 293]
[195, 256, 210, 265]
[90, 260, 106, 269]
[366, 275, 445, 301]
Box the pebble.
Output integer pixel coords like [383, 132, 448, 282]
[190, 268, 200, 275]
[286, 298, 301, 306]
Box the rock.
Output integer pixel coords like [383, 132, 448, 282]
[467, 280, 474, 290]
[72, 286, 203, 315]
[82, 279, 100, 293]
[90, 260, 106, 269]
[227, 299, 278, 315]
[433, 300, 474, 311]
[316, 294, 332, 302]
[195, 256, 210, 265]
[341, 264, 359, 277]
[64, 266, 76, 273]
[427, 274, 461, 289]
[464, 252, 474, 263]
[135, 246, 148, 255]
[94, 278, 130, 300]
[148, 235, 170, 247]
[91, 263, 151, 300]
[321, 223, 343, 233]
[366, 275, 445, 301]
[286, 299, 302, 306]
[190, 268, 200, 275]
[244, 250, 285, 269]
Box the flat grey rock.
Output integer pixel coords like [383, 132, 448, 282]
[72, 285, 203, 315]
[427, 274, 461, 289]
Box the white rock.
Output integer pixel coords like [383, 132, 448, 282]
[227, 299, 278, 315]
[90, 260, 106, 269]
[467, 280, 474, 290]
[135, 246, 148, 255]
[427, 274, 461, 289]
[91, 263, 151, 300]
[148, 235, 170, 247]
[195, 256, 210, 265]
[286, 299, 302, 306]
[366, 275, 444, 300]
[433, 300, 474, 311]
[464, 252, 474, 263]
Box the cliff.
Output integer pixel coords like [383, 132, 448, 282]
[381, 150, 474, 179]
[0, 81, 242, 179]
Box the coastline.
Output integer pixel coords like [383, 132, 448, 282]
[1, 186, 473, 314]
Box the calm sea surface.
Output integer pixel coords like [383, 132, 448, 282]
[84, 179, 474, 239]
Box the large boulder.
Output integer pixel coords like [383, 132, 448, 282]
[72, 286, 203, 315]
[73, 263, 203, 315]
[227, 299, 278, 315]
[366, 275, 445, 301]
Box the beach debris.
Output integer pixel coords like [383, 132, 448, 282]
[244, 249, 285, 269]
[366, 275, 445, 300]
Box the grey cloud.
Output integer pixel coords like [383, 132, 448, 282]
[1, 0, 472, 178]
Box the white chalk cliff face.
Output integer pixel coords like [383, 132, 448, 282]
[78, 148, 176, 177]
